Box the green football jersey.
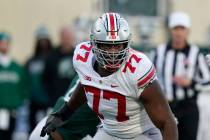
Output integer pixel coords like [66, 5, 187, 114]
[49, 75, 100, 140]
[0, 60, 30, 109]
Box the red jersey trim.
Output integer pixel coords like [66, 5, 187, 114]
[137, 66, 156, 88]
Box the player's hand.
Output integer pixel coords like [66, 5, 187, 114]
[40, 114, 65, 137]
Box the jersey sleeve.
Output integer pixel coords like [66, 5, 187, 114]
[133, 53, 157, 98]
[72, 42, 93, 72]
[72, 43, 82, 71]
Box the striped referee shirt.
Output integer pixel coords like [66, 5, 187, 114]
[152, 43, 210, 102]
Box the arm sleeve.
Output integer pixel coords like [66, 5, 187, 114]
[52, 75, 80, 112]
[134, 54, 157, 98]
[194, 53, 210, 90]
[195, 53, 210, 83]
[63, 75, 80, 101]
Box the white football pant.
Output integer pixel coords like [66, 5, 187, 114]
[92, 127, 162, 140]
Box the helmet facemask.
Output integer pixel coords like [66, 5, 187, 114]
[92, 41, 129, 70]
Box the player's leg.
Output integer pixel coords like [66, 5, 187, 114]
[29, 117, 48, 140]
[92, 128, 115, 140]
[178, 103, 199, 140]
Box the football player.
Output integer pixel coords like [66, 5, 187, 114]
[29, 75, 99, 140]
[41, 13, 178, 140]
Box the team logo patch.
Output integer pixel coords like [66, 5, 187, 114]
[84, 75, 92, 81]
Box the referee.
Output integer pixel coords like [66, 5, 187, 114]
[152, 12, 210, 140]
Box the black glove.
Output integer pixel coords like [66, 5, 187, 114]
[40, 113, 65, 137]
[40, 102, 74, 137]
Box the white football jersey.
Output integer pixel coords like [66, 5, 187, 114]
[73, 42, 157, 139]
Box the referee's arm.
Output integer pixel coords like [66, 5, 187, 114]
[150, 48, 157, 67]
[195, 53, 210, 90]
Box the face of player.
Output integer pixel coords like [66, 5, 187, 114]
[95, 43, 128, 73]
[0, 40, 9, 54]
[171, 26, 189, 49]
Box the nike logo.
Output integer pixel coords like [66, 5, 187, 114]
[111, 84, 118, 88]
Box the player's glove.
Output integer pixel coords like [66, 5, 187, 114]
[40, 102, 74, 137]
[40, 113, 64, 137]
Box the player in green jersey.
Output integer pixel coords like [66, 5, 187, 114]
[29, 75, 99, 140]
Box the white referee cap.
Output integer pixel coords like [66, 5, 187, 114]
[169, 12, 191, 29]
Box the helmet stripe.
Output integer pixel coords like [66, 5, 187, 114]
[107, 13, 117, 38]
[109, 13, 115, 32]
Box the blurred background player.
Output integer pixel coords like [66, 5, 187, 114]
[25, 26, 53, 132]
[0, 32, 30, 140]
[152, 12, 210, 140]
[43, 26, 76, 107]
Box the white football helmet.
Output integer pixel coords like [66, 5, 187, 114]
[90, 12, 131, 70]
